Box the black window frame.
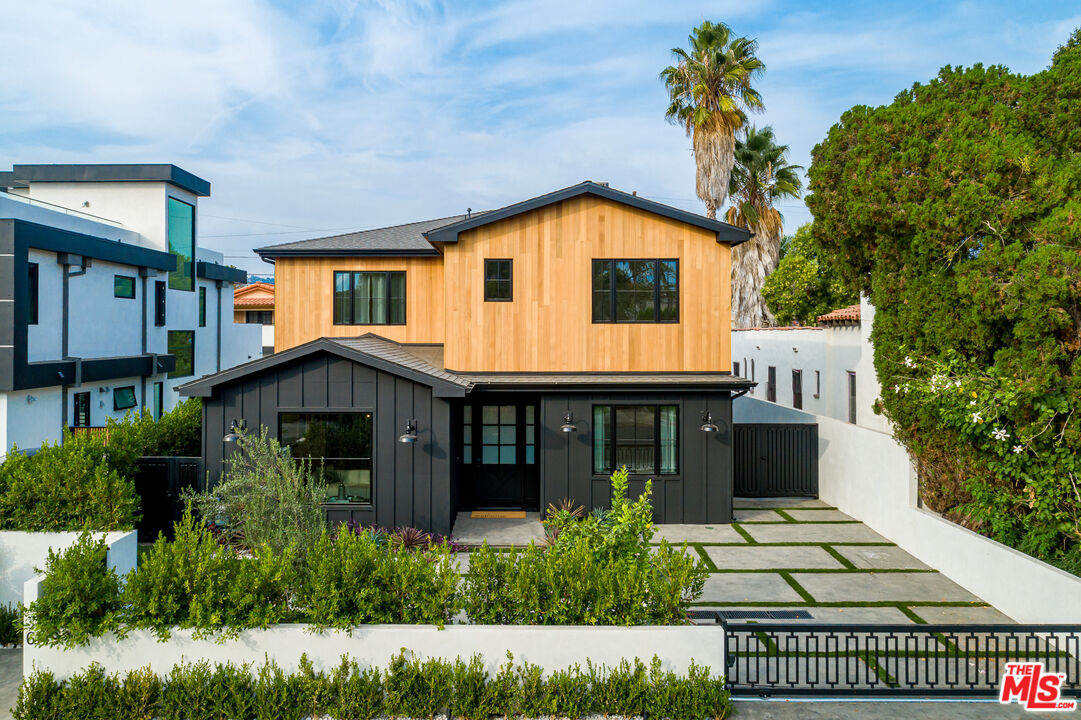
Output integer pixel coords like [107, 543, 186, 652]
[154, 381, 164, 420]
[591, 258, 679, 324]
[113, 275, 136, 299]
[167, 196, 195, 292]
[113, 386, 138, 411]
[591, 404, 680, 477]
[332, 271, 406, 326]
[155, 281, 167, 326]
[814, 370, 821, 399]
[733, 361, 740, 376]
[167, 330, 195, 379]
[27, 263, 39, 325]
[792, 369, 803, 410]
[73, 391, 90, 428]
[847, 371, 857, 424]
[767, 366, 777, 402]
[483, 259, 513, 302]
[279, 411, 374, 506]
[198, 286, 207, 327]
[245, 310, 273, 325]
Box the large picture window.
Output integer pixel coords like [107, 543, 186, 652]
[280, 412, 373, 505]
[592, 259, 678, 323]
[592, 404, 678, 475]
[167, 330, 194, 378]
[168, 197, 195, 291]
[333, 271, 406, 325]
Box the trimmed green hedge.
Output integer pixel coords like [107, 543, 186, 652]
[14, 653, 731, 720]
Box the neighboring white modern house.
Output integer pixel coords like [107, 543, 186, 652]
[731, 296, 891, 434]
[0, 164, 262, 455]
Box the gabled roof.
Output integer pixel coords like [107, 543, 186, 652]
[424, 181, 751, 246]
[255, 215, 471, 260]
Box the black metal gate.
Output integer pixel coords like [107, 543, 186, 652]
[734, 423, 818, 497]
[722, 621, 1081, 697]
[134, 456, 203, 542]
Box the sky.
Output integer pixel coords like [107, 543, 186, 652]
[2, 1, 1078, 275]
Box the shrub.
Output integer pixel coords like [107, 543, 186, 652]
[185, 427, 325, 557]
[299, 529, 459, 629]
[0, 603, 20, 646]
[330, 657, 383, 720]
[384, 650, 454, 719]
[0, 433, 139, 531]
[25, 532, 121, 648]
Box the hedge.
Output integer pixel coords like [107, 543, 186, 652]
[14, 653, 730, 720]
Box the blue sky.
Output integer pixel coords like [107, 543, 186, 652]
[2, 1, 1078, 274]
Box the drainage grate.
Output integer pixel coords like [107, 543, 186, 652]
[688, 609, 814, 621]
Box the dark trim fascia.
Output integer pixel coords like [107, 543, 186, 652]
[255, 247, 441, 260]
[9, 219, 176, 271]
[424, 181, 752, 246]
[0, 171, 27, 190]
[467, 381, 756, 393]
[196, 260, 246, 285]
[177, 337, 468, 398]
[12, 164, 210, 197]
[17, 354, 176, 391]
[450, 368, 735, 377]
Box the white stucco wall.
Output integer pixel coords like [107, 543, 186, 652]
[23, 621, 724, 683]
[3, 387, 63, 453]
[1, 529, 135, 609]
[19, 182, 172, 252]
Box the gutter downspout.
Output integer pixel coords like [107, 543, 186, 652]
[140, 270, 150, 413]
[216, 281, 223, 373]
[59, 254, 90, 439]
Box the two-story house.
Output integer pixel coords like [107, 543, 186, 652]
[233, 281, 275, 356]
[179, 182, 753, 533]
[0, 164, 259, 456]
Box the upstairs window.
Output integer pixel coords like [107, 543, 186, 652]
[168, 330, 194, 379]
[198, 287, 207, 327]
[167, 198, 195, 291]
[333, 271, 405, 325]
[792, 369, 803, 409]
[113, 386, 137, 411]
[592, 259, 678, 323]
[27, 263, 39, 325]
[114, 275, 136, 299]
[155, 281, 167, 326]
[767, 366, 777, 402]
[245, 310, 273, 325]
[484, 259, 513, 301]
[847, 371, 857, 424]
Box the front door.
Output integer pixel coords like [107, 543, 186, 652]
[464, 402, 538, 509]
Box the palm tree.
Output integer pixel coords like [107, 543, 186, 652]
[662, 21, 765, 219]
[725, 125, 804, 327]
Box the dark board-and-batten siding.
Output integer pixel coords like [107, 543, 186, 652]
[201, 352, 455, 534]
[538, 391, 734, 524]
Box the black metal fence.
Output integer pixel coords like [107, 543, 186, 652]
[722, 621, 1081, 697]
[134, 456, 203, 542]
[733, 423, 819, 497]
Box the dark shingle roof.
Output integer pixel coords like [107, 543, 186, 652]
[256, 215, 471, 259]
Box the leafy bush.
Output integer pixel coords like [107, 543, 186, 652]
[185, 427, 325, 557]
[0, 432, 140, 531]
[807, 30, 1081, 571]
[15, 653, 731, 720]
[25, 533, 121, 648]
[0, 603, 20, 646]
[104, 398, 203, 461]
[761, 222, 856, 326]
[299, 528, 459, 629]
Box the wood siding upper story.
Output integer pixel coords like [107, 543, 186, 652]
[274, 195, 732, 373]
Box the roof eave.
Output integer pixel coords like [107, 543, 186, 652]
[255, 248, 441, 260]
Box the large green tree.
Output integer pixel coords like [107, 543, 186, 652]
[725, 126, 804, 326]
[662, 20, 764, 218]
[761, 222, 855, 326]
[807, 30, 1081, 572]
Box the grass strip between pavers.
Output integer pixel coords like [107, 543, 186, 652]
[730, 523, 757, 544]
[736, 520, 864, 525]
[706, 568, 939, 574]
[772, 508, 797, 522]
[778, 571, 816, 603]
[655, 541, 897, 547]
[898, 606, 928, 624]
[821, 544, 858, 569]
[693, 544, 718, 572]
[689, 600, 991, 608]
[736, 505, 838, 511]
[861, 653, 899, 687]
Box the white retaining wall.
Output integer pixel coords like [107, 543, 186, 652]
[736, 396, 1081, 624]
[1, 530, 136, 608]
[23, 622, 724, 682]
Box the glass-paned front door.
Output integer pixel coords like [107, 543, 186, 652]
[464, 402, 539, 509]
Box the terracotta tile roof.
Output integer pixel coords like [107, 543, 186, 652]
[816, 304, 861, 325]
[234, 296, 274, 308]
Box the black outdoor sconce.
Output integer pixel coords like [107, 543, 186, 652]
[399, 418, 418, 443]
[560, 411, 577, 433]
[222, 418, 245, 444]
[699, 411, 721, 433]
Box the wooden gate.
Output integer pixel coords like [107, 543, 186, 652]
[134, 456, 203, 542]
[734, 423, 818, 497]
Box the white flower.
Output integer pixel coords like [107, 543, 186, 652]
[969, 400, 977, 406]
[954, 380, 962, 388]
[904, 356, 916, 368]
[1012, 445, 1024, 454]
[970, 412, 982, 423]
[893, 384, 900, 393]
[992, 428, 1009, 441]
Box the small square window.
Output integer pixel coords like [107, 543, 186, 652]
[114, 275, 136, 299]
[484, 259, 512, 301]
[113, 386, 137, 411]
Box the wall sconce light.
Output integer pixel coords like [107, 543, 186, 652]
[99, 400, 105, 409]
[222, 419, 244, 444]
[699, 411, 720, 433]
[99, 386, 108, 394]
[26, 395, 36, 405]
[792, 347, 798, 353]
[399, 419, 418, 443]
[560, 412, 577, 433]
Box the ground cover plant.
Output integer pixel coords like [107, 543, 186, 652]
[13, 653, 731, 720]
[806, 29, 1081, 574]
[25, 469, 707, 647]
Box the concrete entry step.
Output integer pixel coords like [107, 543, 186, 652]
[451, 511, 545, 548]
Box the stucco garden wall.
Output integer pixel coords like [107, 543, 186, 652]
[1, 530, 135, 608]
